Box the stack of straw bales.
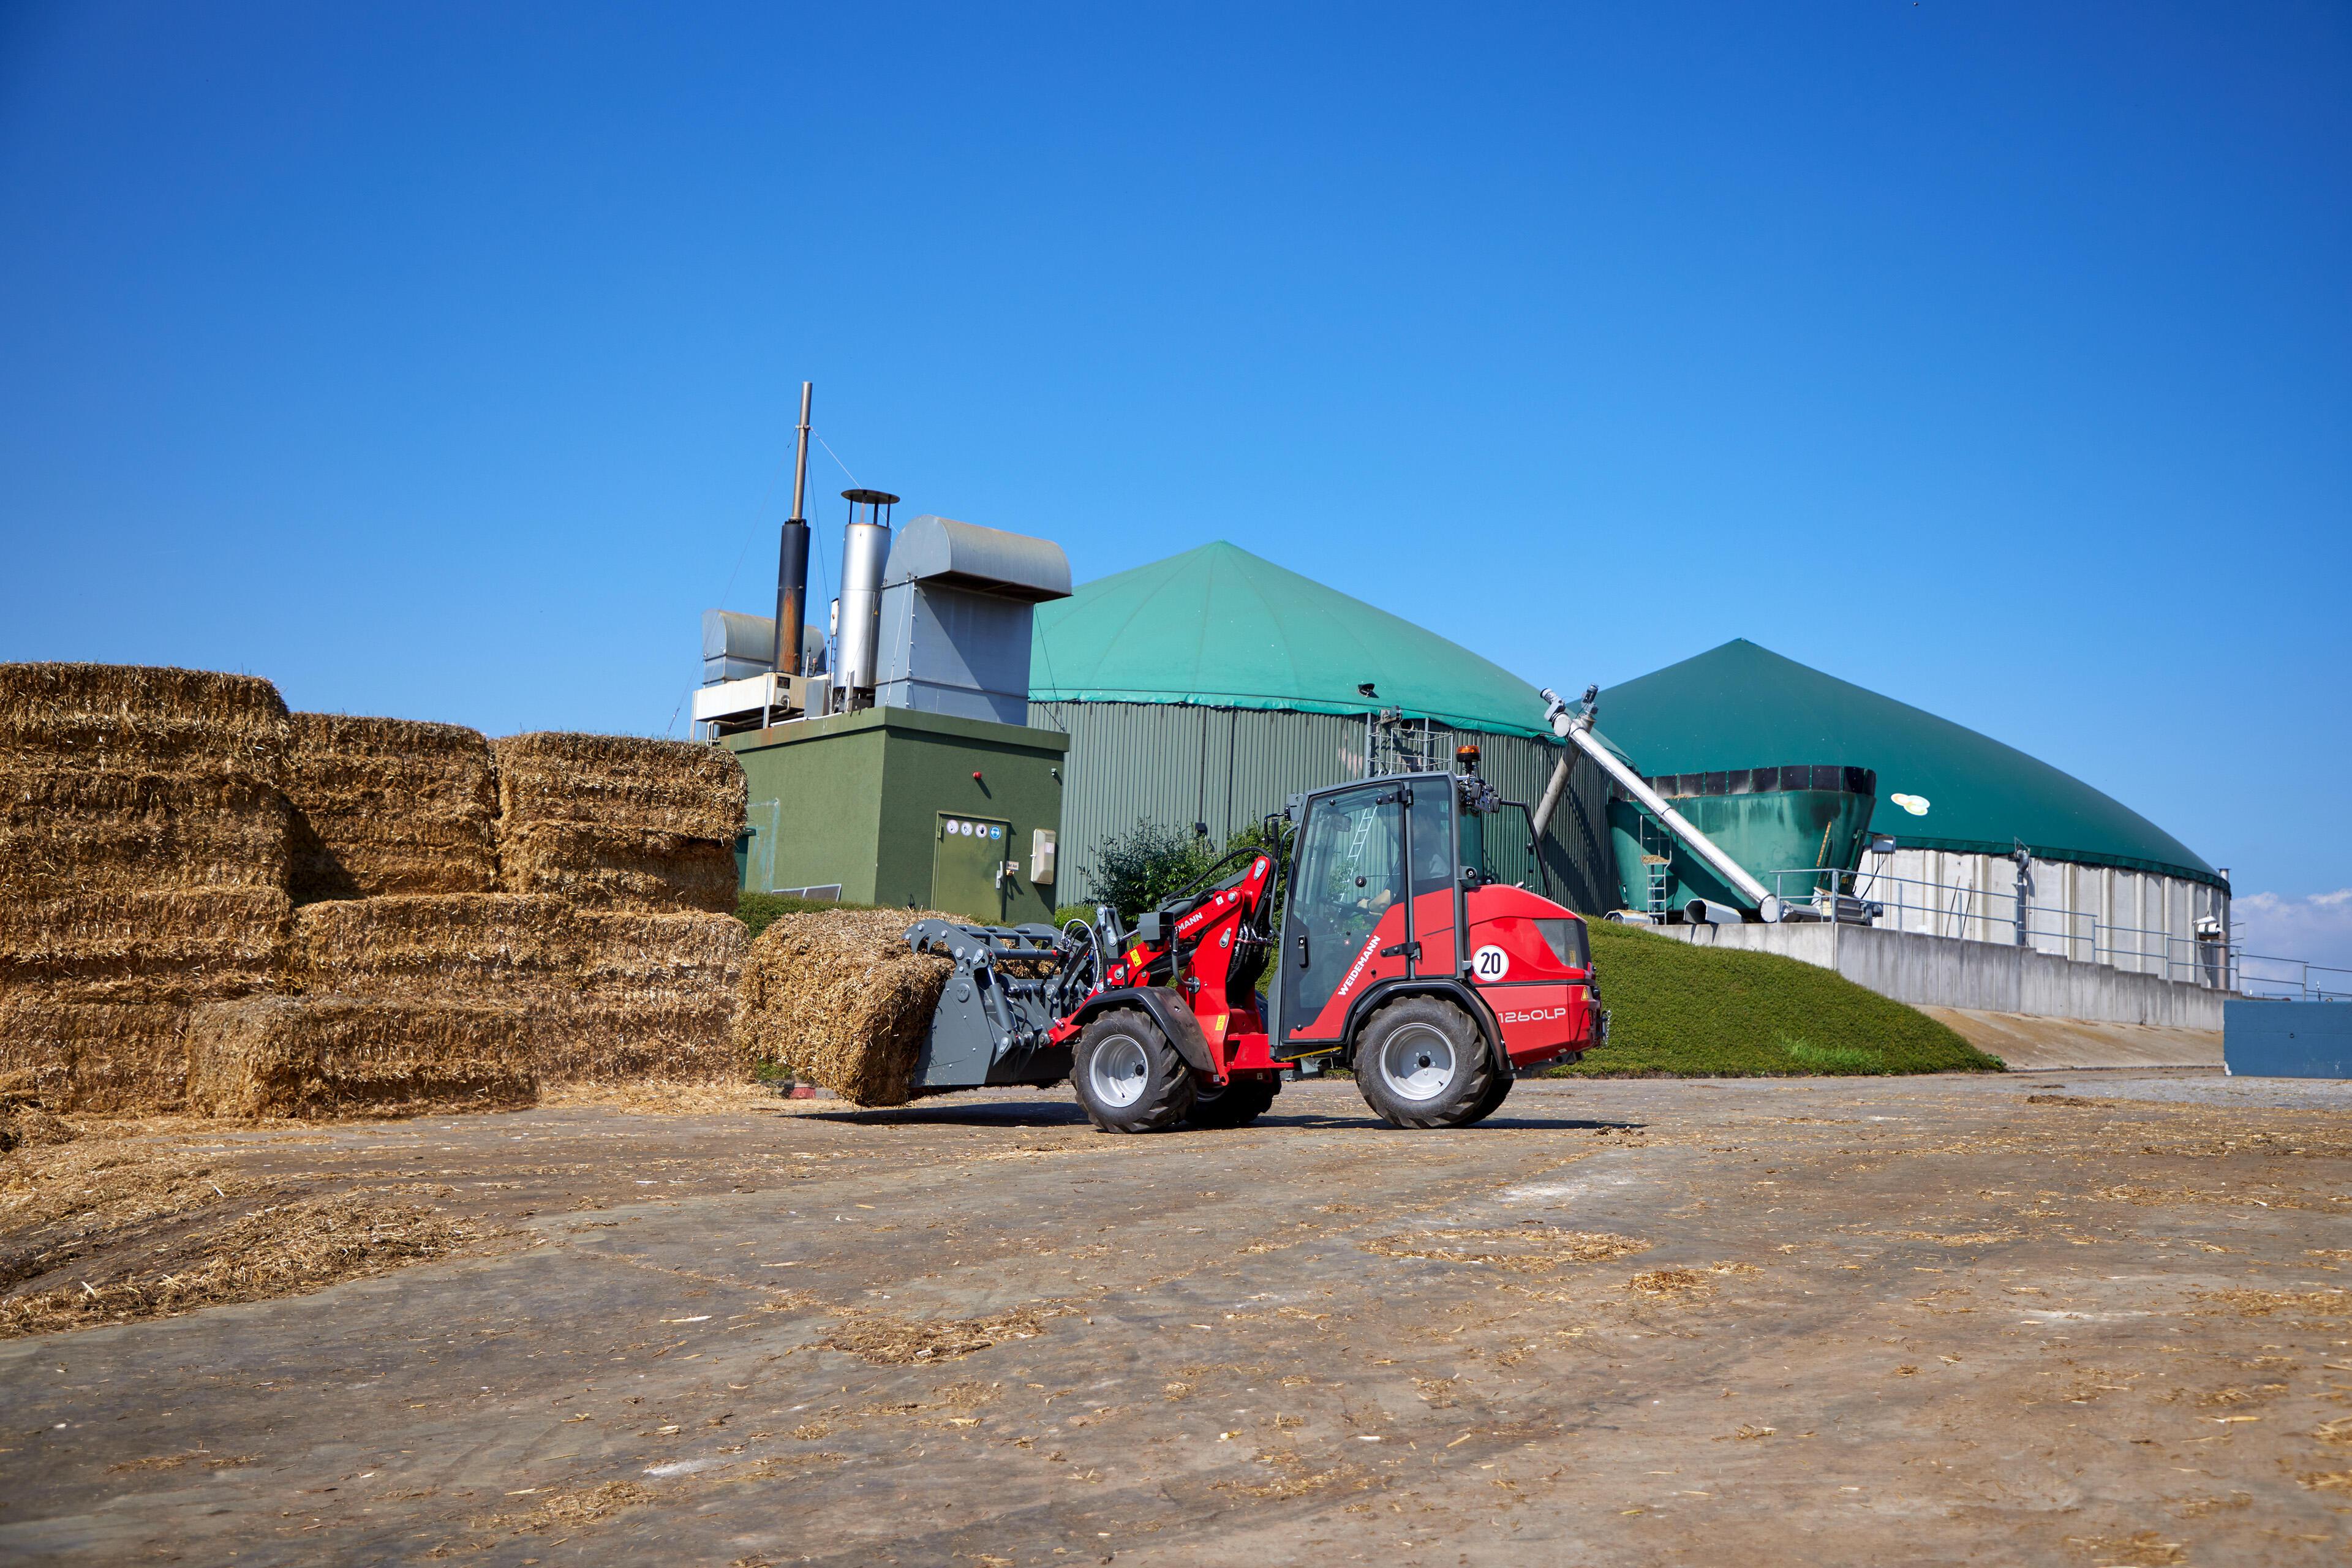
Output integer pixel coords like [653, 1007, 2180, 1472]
[492, 734, 744, 914]
[0, 662, 755, 1117]
[282, 714, 497, 900]
[0, 665, 296, 1110]
[486, 734, 750, 1087]
[735, 908, 956, 1107]
[186, 995, 536, 1118]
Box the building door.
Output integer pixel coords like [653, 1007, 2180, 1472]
[933, 813, 1012, 922]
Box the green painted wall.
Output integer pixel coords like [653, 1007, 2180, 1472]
[725, 706, 1068, 924]
[1608, 787, 1878, 914]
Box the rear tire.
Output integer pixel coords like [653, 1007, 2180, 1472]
[1072, 1009, 1196, 1133]
[1352, 996, 1498, 1129]
[1185, 1076, 1278, 1129]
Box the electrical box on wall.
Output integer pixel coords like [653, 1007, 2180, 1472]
[723, 706, 1067, 924]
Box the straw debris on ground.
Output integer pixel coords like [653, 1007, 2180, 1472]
[185, 994, 538, 1118]
[735, 908, 957, 1106]
[282, 712, 497, 901]
[820, 1302, 1067, 1365]
[1, 1188, 466, 1339]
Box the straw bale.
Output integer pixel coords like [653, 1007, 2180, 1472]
[0, 1001, 198, 1113]
[283, 713, 497, 901]
[496, 821, 737, 913]
[0, 889, 291, 1003]
[734, 908, 957, 1107]
[0, 768, 295, 895]
[546, 997, 744, 1084]
[543, 912, 749, 1083]
[184, 995, 537, 1119]
[290, 894, 582, 1004]
[492, 731, 747, 840]
[578, 911, 748, 1000]
[0, 663, 290, 774]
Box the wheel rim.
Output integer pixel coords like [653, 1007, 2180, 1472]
[1090, 1036, 1151, 1109]
[1378, 1022, 1457, 1103]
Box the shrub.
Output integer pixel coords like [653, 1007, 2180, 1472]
[736, 891, 878, 941]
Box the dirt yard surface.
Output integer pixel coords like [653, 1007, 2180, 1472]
[3, 1073, 2349, 1567]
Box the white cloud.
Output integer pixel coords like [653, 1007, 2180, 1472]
[2234, 889, 2352, 987]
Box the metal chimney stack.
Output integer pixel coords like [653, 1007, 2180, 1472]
[772, 382, 814, 678]
[832, 488, 899, 703]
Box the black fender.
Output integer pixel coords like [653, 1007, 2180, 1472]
[1338, 976, 1506, 1072]
[1065, 987, 1216, 1077]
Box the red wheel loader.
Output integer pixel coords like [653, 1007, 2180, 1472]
[899, 757, 1608, 1132]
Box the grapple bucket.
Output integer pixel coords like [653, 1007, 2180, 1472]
[902, 919, 1076, 1092]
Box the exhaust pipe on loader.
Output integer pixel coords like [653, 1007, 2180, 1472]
[1531, 684, 1786, 924]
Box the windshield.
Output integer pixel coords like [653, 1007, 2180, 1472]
[1466, 801, 1560, 904]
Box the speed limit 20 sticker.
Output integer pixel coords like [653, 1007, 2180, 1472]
[1471, 944, 1510, 981]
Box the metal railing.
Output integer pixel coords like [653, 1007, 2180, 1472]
[2231, 952, 2352, 1003]
[1751, 864, 2235, 990]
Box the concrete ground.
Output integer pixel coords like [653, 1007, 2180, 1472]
[1921, 1009, 2225, 1072]
[4, 1073, 2350, 1567]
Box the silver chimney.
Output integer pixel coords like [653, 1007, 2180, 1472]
[832, 488, 899, 702]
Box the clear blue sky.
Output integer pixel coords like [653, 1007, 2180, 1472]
[2, 4, 2346, 939]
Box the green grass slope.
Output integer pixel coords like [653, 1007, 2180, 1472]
[1553, 921, 2003, 1077]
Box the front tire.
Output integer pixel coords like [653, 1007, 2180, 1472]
[1458, 1069, 1515, 1127]
[1185, 1076, 1278, 1129]
[1352, 996, 1498, 1129]
[1072, 1009, 1196, 1133]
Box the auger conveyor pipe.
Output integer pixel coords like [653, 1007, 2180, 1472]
[1533, 684, 1785, 923]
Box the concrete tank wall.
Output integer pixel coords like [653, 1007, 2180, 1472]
[1850, 846, 2230, 990]
[1656, 918, 2226, 1030]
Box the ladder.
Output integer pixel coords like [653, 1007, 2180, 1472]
[1638, 812, 1675, 917]
[1341, 804, 1376, 880]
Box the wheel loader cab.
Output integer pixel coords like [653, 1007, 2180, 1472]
[1270, 770, 1601, 1106]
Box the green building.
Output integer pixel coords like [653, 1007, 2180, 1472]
[725, 706, 1068, 925]
[1595, 638, 2229, 983]
[1028, 541, 1616, 914]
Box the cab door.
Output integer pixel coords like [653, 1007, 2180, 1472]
[1272, 782, 1408, 1055]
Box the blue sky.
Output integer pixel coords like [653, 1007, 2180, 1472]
[2, 4, 2346, 952]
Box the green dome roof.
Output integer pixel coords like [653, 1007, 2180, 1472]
[1030, 541, 1551, 739]
[1598, 639, 2220, 886]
